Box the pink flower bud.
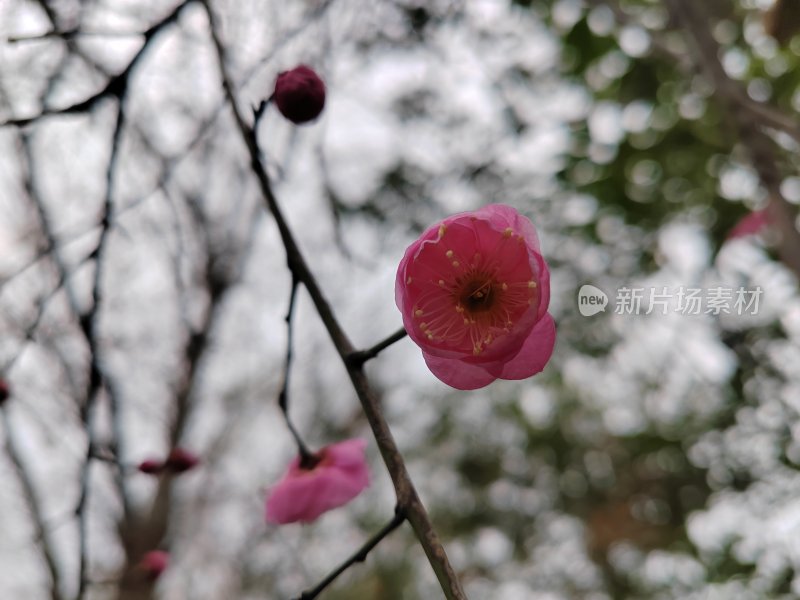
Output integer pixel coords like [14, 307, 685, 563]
[138, 550, 169, 580]
[265, 438, 370, 524]
[165, 448, 200, 473]
[137, 459, 164, 475]
[396, 204, 556, 390]
[273, 65, 326, 124]
[0, 379, 8, 404]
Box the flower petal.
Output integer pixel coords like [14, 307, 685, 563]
[487, 313, 555, 380]
[265, 439, 370, 524]
[422, 351, 497, 390]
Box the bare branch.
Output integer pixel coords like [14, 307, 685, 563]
[0, 1, 194, 128]
[1, 407, 64, 600]
[278, 278, 314, 459]
[202, 2, 467, 597]
[294, 506, 407, 600]
[347, 328, 408, 368]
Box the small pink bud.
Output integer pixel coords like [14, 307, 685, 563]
[0, 379, 8, 404]
[138, 459, 164, 475]
[273, 65, 326, 124]
[138, 550, 169, 580]
[165, 448, 200, 473]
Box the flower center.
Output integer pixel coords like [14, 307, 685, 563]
[407, 222, 539, 356]
[460, 278, 495, 313]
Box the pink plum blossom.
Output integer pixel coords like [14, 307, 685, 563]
[396, 204, 555, 390]
[273, 65, 326, 124]
[138, 550, 169, 580]
[265, 438, 370, 525]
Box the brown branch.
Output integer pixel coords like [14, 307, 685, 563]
[77, 3, 194, 586]
[664, 0, 800, 281]
[76, 98, 125, 600]
[278, 277, 314, 459]
[294, 506, 407, 600]
[346, 328, 408, 368]
[0, 0, 194, 128]
[201, 2, 466, 598]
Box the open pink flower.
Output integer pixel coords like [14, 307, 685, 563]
[265, 438, 369, 525]
[396, 204, 555, 390]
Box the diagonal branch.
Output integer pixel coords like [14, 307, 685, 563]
[1, 0, 194, 128]
[1, 406, 64, 600]
[347, 328, 408, 368]
[278, 278, 313, 459]
[202, 2, 466, 598]
[294, 506, 407, 600]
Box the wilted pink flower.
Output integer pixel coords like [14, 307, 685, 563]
[138, 550, 169, 580]
[396, 204, 555, 390]
[265, 438, 369, 525]
[273, 65, 326, 124]
[137, 459, 164, 475]
[0, 379, 8, 404]
[165, 448, 200, 473]
[727, 209, 771, 240]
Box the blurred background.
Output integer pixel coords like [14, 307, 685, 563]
[1, 0, 800, 598]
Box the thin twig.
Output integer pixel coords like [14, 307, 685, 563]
[294, 506, 407, 600]
[278, 278, 313, 459]
[346, 328, 408, 368]
[0, 0, 193, 128]
[202, 3, 466, 597]
[76, 100, 125, 600]
[2, 408, 64, 600]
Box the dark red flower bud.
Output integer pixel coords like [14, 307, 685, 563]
[139, 550, 169, 580]
[165, 448, 200, 473]
[273, 65, 326, 124]
[138, 459, 165, 475]
[0, 379, 8, 404]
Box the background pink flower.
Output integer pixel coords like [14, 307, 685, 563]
[265, 438, 370, 525]
[138, 550, 169, 580]
[726, 208, 771, 240]
[396, 204, 555, 390]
